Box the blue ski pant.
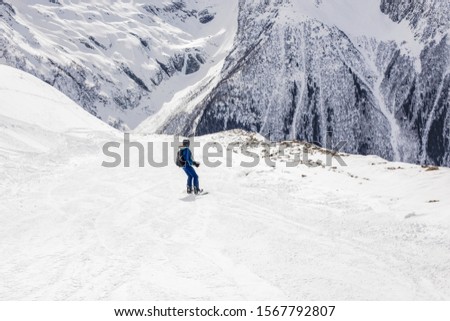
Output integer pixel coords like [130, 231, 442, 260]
[183, 165, 199, 189]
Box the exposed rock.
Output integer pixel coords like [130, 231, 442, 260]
[185, 54, 201, 75]
[198, 9, 215, 24]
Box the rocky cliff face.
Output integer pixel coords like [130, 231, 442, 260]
[148, 0, 449, 166]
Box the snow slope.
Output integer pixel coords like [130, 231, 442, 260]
[0, 64, 114, 154]
[1, 67, 450, 300]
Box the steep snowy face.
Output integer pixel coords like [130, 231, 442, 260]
[142, 0, 450, 167]
[0, 0, 238, 130]
[0, 64, 114, 154]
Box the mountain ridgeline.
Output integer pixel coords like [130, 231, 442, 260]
[1, 0, 449, 166]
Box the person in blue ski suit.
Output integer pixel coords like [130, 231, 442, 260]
[180, 139, 202, 194]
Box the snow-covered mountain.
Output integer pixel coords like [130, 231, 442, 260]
[1, 65, 450, 300]
[138, 0, 450, 167]
[1, 0, 449, 166]
[0, 0, 238, 130]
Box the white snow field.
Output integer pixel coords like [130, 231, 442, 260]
[1, 65, 450, 300]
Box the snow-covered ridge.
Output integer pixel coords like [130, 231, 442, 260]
[0, 64, 114, 154]
[0, 65, 111, 132]
[280, 0, 422, 54]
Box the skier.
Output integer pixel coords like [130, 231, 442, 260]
[177, 139, 203, 194]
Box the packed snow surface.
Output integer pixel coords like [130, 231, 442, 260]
[1, 66, 450, 300]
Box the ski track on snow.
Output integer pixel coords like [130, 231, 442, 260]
[1, 132, 450, 299]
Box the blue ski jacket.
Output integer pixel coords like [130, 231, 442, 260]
[180, 147, 193, 167]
